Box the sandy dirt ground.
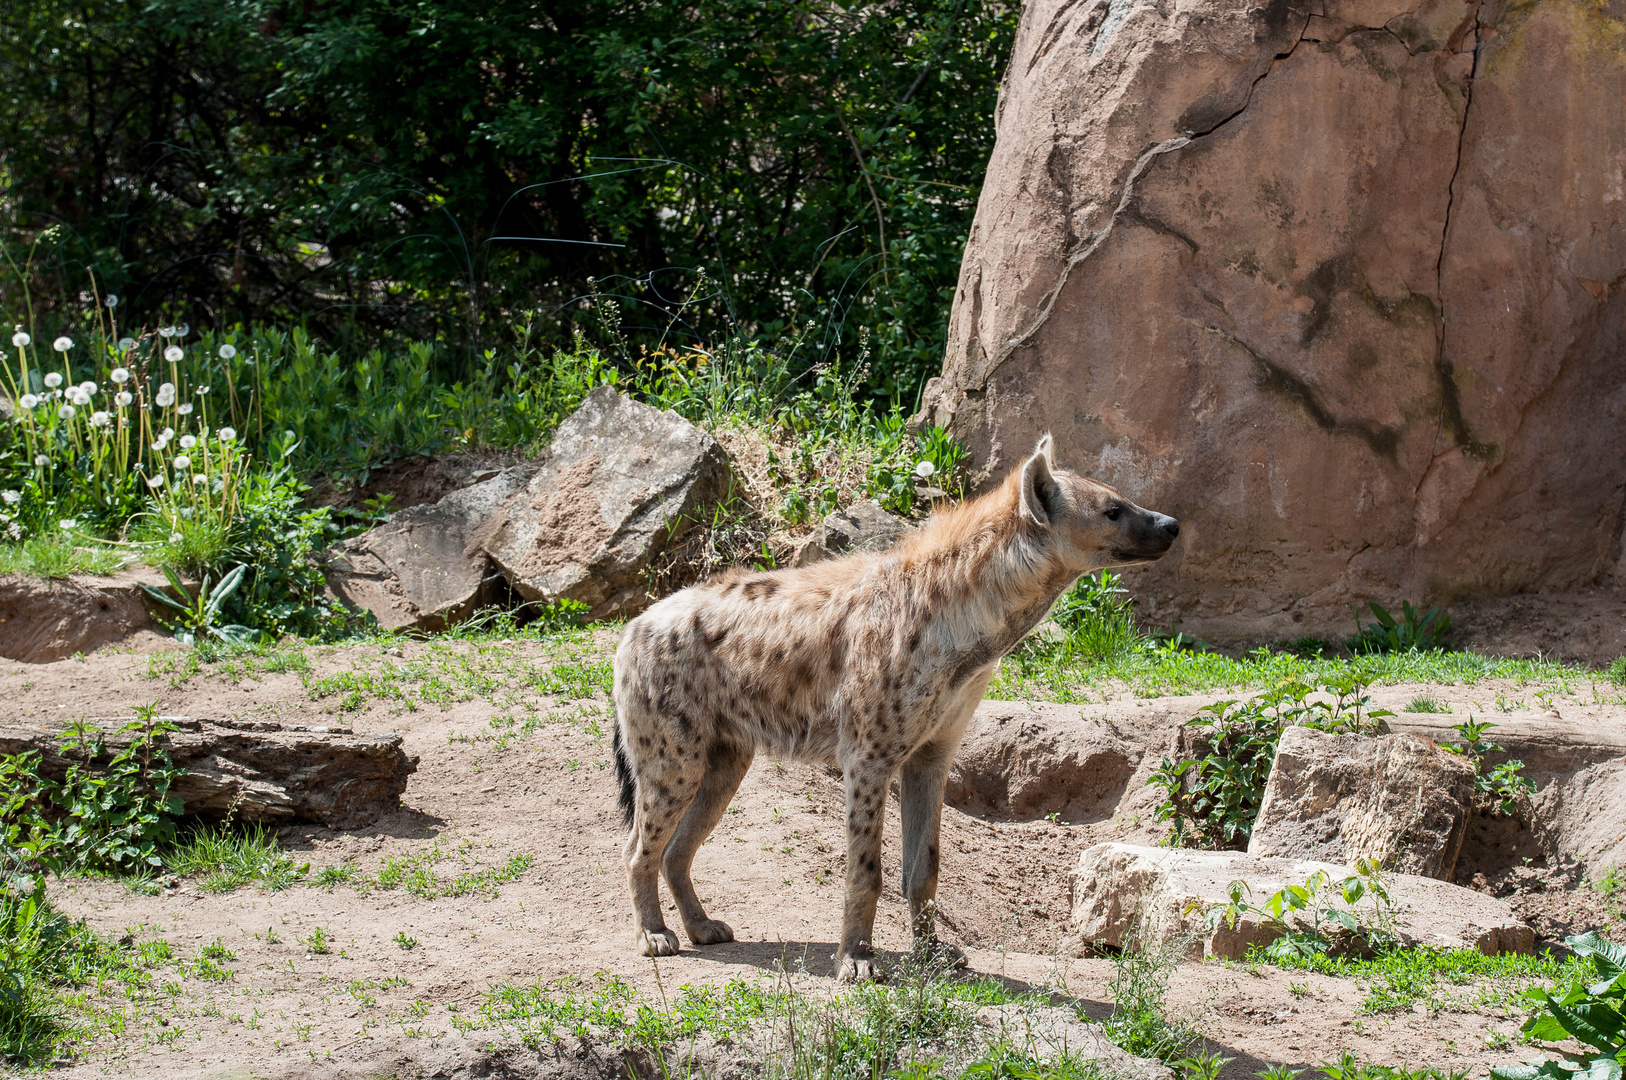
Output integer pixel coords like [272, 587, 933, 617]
[5, 638, 1622, 1080]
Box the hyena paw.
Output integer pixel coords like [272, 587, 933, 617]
[836, 954, 882, 983]
[637, 928, 681, 956]
[686, 919, 735, 946]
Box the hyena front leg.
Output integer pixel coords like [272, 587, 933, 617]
[661, 740, 754, 946]
[899, 740, 964, 967]
[837, 764, 893, 982]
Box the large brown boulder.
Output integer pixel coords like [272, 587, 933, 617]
[920, 0, 1626, 641]
[481, 387, 736, 620]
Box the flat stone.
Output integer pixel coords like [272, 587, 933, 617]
[481, 387, 736, 620]
[791, 501, 910, 567]
[946, 701, 1141, 824]
[1068, 843, 1534, 960]
[1248, 726, 1476, 880]
[327, 465, 535, 631]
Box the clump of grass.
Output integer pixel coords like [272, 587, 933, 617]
[1606, 657, 1626, 687]
[1258, 945, 1580, 1015]
[393, 932, 418, 950]
[302, 926, 331, 954]
[164, 823, 308, 892]
[1097, 931, 1196, 1063]
[313, 862, 356, 889]
[1406, 695, 1450, 713]
[0, 535, 128, 577]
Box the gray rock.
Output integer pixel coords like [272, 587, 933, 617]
[1248, 726, 1476, 880]
[482, 387, 736, 620]
[792, 501, 910, 567]
[946, 702, 1141, 824]
[1067, 843, 1533, 960]
[327, 466, 535, 631]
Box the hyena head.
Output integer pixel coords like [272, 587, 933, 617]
[1017, 433, 1180, 573]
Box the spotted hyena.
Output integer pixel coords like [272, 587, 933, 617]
[611, 435, 1180, 980]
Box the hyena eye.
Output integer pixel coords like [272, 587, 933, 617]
[1103, 506, 1124, 522]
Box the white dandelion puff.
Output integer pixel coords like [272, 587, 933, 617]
[156, 383, 176, 406]
[146, 474, 165, 488]
[10, 331, 29, 348]
[172, 455, 191, 470]
[115, 391, 133, 406]
[180, 434, 197, 449]
[43, 372, 62, 388]
[110, 367, 130, 383]
[169, 532, 183, 542]
[192, 473, 208, 485]
[176, 402, 193, 415]
[218, 426, 236, 442]
[59, 519, 76, 531]
[164, 345, 183, 363]
[34, 454, 48, 467]
[197, 385, 210, 395]
[57, 404, 75, 420]
[118, 337, 136, 352]
[218, 344, 237, 360]
[79, 381, 96, 394]
[91, 411, 111, 428]
[914, 459, 937, 479]
[1, 490, 18, 505]
[52, 336, 73, 352]
[19, 394, 38, 409]
[69, 389, 90, 407]
[106, 294, 119, 308]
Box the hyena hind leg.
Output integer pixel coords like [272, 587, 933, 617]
[623, 739, 707, 958]
[662, 740, 755, 946]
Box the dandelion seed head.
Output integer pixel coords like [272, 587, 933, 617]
[110, 367, 130, 383]
[218, 426, 236, 442]
[176, 403, 194, 415]
[0, 490, 18, 505]
[197, 386, 210, 395]
[192, 473, 207, 485]
[105, 294, 118, 308]
[118, 337, 136, 352]
[914, 459, 937, 478]
[57, 404, 75, 420]
[164, 345, 183, 363]
[10, 331, 29, 348]
[218, 344, 237, 360]
[176, 323, 189, 338]
[169, 532, 183, 542]
[146, 474, 165, 488]
[180, 434, 197, 449]
[91, 411, 110, 428]
[52, 336, 73, 352]
[59, 519, 75, 531]
[19, 394, 38, 409]
[172, 455, 191, 470]
[115, 391, 133, 406]
[43, 372, 62, 388]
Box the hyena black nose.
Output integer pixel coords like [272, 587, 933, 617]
[1158, 514, 1180, 539]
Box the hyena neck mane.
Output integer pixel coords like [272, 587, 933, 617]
[892, 465, 1085, 664]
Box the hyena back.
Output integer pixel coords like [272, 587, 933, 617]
[612, 435, 1179, 980]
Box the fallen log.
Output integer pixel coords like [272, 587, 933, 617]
[0, 716, 418, 830]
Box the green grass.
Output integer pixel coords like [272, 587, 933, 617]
[1253, 945, 1584, 1015]
[0, 535, 129, 577]
[372, 845, 533, 899]
[162, 823, 309, 892]
[990, 641, 1605, 702]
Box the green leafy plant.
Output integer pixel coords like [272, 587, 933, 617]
[1098, 928, 1195, 1062]
[1443, 719, 1535, 816]
[1044, 570, 1146, 662]
[1321, 1053, 1468, 1080]
[393, 932, 418, 951]
[1, 706, 185, 874]
[164, 822, 308, 892]
[303, 926, 331, 955]
[1149, 675, 1391, 849]
[140, 563, 256, 647]
[1605, 657, 1626, 687]
[1208, 861, 1394, 962]
[1494, 931, 1626, 1080]
[1354, 600, 1452, 654]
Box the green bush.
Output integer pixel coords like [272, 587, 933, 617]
[1352, 601, 1452, 654]
[1493, 931, 1626, 1080]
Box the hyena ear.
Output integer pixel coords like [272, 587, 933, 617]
[1020, 442, 1061, 528]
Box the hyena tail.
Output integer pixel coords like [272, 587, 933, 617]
[612, 710, 635, 829]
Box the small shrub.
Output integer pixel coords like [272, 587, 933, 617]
[302, 926, 331, 954]
[1442, 719, 1535, 816]
[1207, 861, 1394, 962]
[393, 932, 418, 950]
[1493, 931, 1626, 1079]
[1353, 600, 1451, 654]
[1098, 927, 1195, 1063]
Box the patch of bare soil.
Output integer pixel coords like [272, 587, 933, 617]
[1449, 585, 1626, 668]
[2, 644, 1618, 1079]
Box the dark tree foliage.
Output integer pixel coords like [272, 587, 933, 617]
[0, 0, 1017, 399]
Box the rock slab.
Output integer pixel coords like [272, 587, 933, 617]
[791, 501, 910, 567]
[947, 701, 1140, 824]
[1069, 843, 1534, 960]
[921, 0, 1626, 641]
[482, 387, 736, 620]
[1248, 726, 1476, 879]
[327, 465, 535, 631]
[0, 717, 418, 830]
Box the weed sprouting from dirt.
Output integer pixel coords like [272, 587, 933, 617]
[1098, 930, 1197, 1063]
[164, 822, 308, 891]
[1256, 945, 1581, 1015]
